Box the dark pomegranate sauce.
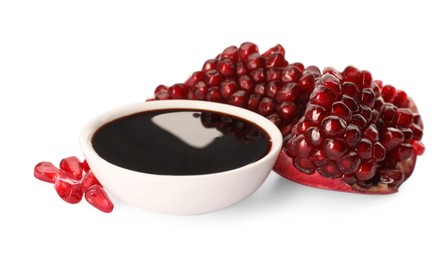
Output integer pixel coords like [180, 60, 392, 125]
[92, 109, 271, 175]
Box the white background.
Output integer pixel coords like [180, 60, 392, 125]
[1, 0, 444, 259]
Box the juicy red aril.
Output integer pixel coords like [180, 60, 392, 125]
[59, 156, 83, 181]
[85, 185, 114, 213]
[321, 116, 347, 136]
[381, 127, 404, 150]
[82, 171, 102, 193]
[34, 162, 61, 183]
[54, 172, 83, 204]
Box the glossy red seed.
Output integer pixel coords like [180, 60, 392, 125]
[395, 108, 414, 127]
[356, 138, 373, 160]
[238, 75, 254, 92]
[341, 95, 359, 112]
[228, 90, 248, 107]
[54, 172, 83, 204]
[337, 151, 361, 174]
[362, 70, 373, 89]
[168, 84, 188, 99]
[293, 158, 315, 174]
[216, 58, 235, 77]
[381, 85, 396, 102]
[254, 83, 266, 95]
[221, 45, 239, 62]
[355, 161, 376, 181]
[266, 81, 282, 98]
[319, 74, 341, 93]
[381, 127, 405, 150]
[247, 93, 262, 111]
[277, 101, 297, 120]
[246, 53, 264, 70]
[343, 66, 362, 86]
[342, 82, 361, 101]
[204, 70, 223, 86]
[202, 59, 217, 72]
[185, 71, 204, 88]
[412, 141, 425, 155]
[220, 79, 238, 99]
[321, 116, 347, 136]
[363, 124, 379, 142]
[373, 142, 386, 161]
[361, 88, 376, 107]
[318, 161, 343, 178]
[304, 104, 327, 124]
[85, 185, 114, 213]
[34, 162, 61, 183]
[155, 90, 170, 100]
[265, 52, 288, 68]
[236, 62, 248, 76]
[262, 44, 285, 57]
[257, 97, 275, 116]
[331, 101, 352, 122]
[276, 83, 299, 103]
[82, 160, 90, 173]
[249, 68, 265, 83]
[193, 81, 208, 99]
[351, 114, 367, 129]
[310, 87, 338, 107]
[324, 138, 348, 160]
[154, 85, 168, 94]
[59, 156, 83, 181]
[293, 134, 312, 158]
[266, 68, 282, 81]
[82, 171, 101, 193]
[281, 65, 303, 83]
[239, 42, 259, 62]
[305, 127, 322, 146]
[344, 124, 362, 146]
[206, 87, 223, 102]
[393, 90, 408, 107]
[310, 148, 329, 167]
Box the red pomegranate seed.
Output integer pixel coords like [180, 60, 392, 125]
[168, 84, 188, 99]
[54, 172, 83, 204]
[82, 171, 101, 193]
[238, 42, 259, 62]
[202, 59, 217, 71]
[228, 90, 249, 107]
[59, 156, 83, 181]
[85, 185, 114, 213]
[34, 162, 61, 183]
[216, 58, 235, 77]
[321, 116, 347, 136]
[258, 97, 275, 116]
[82, 159, 90, 173]
[220, 79, 238, 99]
[204, 69, 223, 86]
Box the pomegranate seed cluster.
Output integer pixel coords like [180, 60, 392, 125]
[152, 42, 321, 135]
[150, 42, 425, 194]
[34, 156, 114, 213]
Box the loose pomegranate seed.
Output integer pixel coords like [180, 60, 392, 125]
[59, 156, 83, 181]
[54, 171, 83, 204]
[85, 185, 114, 213]
[34, 162, 61, 183]
[82, 171, 101, 193]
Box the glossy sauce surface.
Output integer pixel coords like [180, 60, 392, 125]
[92, 109, 271, 175]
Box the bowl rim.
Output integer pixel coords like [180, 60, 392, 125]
[79, 100, 283, 179]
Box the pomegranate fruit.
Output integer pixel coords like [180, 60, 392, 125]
[149, 42, 424, 194]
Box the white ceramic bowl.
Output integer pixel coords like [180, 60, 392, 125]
[80, 100, 282, 215]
